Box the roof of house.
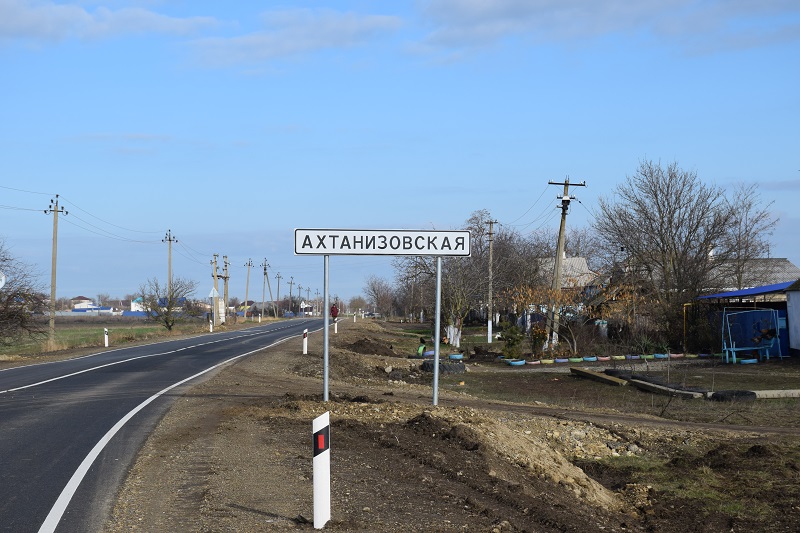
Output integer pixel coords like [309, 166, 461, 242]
[71, 296, 93, 301]
[711, 258, 800, 290]
[698, 280, 796, 300]
[537, 257, 596, 288]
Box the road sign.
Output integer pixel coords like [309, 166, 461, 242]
[295, 229, 471, 257]
[0, 271, 5, 290]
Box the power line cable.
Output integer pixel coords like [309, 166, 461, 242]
[59, 195, 162, 235]
[0, 184, 54, 196]
[0, 204, 42, 212]
[60, 215, 154, 243]
[505, 183, 550, 225]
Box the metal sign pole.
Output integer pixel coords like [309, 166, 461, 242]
[323, 255, 330, 402]
[432, 256, 442, 406]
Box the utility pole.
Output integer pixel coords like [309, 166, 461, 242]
[487, 219, 498, 343]
[211, 254, 220, 326]
[244, 258, 253, 321]
[315, 288, 320, 316]
[287, 276, 295, 316]
[275, 272, 282, 317]
[44, 195, 67, 351]
[260, 259, 270, 319]
[297, 284, 303, 316]
[262, 259, 276, 318]
[546, 177, 586, 348]
[163, 229, 177, 298]
[222, 255, 230, 322]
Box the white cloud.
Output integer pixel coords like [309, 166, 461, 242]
[418, 0, 800, 53]
[0, 0, 216, 43]
[189, 8, 403, 67]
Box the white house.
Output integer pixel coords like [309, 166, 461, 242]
[71, 296, 94, 309]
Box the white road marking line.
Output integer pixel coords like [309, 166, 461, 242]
[37, 325, 321, 532]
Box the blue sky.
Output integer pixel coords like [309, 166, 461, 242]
[1, 0, 799, 304]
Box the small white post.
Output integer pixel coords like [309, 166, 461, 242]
[334, 320, 338, 334]
[209, 319, 213, 333]
[104, 328, 109, 348]
[303, 328, 308, 354]
[353, 314, 356, 323]
[313, 411, 331, 529]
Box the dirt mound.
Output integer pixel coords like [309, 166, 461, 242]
[347, 337, 397, 357]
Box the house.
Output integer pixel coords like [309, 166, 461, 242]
[708, 258, 800, 292]
[537, 256, 596, 289]
[71, 296, 94, 309]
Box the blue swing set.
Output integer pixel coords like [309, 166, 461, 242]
[721, 307, 782, 364]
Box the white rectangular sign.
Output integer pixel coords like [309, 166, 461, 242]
[295, 229, 471, 257]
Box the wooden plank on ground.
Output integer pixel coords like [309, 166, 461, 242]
[629, 379, 704, 399]
[569, 367, 628, 386]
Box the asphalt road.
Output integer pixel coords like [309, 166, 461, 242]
[0, 318, 324, 533]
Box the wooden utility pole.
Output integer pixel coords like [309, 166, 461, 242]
[211, 254, 220, 326]
[287, 276, 295, 316]
[222, 255, 230, 322]
[487, 219, 498, 343]
[244, 258, 253, 320]
[261, 259, 276, 318]
[275, 272, 282, 317]
[163, 229, 177, 297]
[546, 177, 586, 348]
[44, 195, 67, 351]
[297, 284, 303, 316]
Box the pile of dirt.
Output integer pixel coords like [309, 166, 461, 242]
[347, 337, 397, 357]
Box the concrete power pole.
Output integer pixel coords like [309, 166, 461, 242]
[297, 284, 303, 316]
[244, 258, 253, 321]
[275, 272, 282, 317]
[163, 229, 177, 297]
[287, 276, 295, 316]
[211, 254, 220, 326]
[261, 259, 276, 318]
[222, 255, 230, 322]
[44, 195, 67, 351]
[487, 219, 498, 343]
[546, 177, 586, 348]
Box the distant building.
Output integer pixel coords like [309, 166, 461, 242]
[710, 258, 800, 292]
[71, 296, 94, 309]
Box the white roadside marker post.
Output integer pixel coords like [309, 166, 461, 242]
[104, 328, 109, 348]
[303, 328, 308, 355]
[313, 411, 331, 529]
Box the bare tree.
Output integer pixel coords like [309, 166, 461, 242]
[348, 295, 367, 314]
[138, 277, 201, 331]
[593, 159, 733, 342]
[0, 239, 46, 344]
[363, 276, 395, 318]
[719, 183, 778, 289]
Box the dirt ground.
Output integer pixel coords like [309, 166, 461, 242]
[102, 319, 800, 532]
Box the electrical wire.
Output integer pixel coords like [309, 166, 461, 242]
[0, 204, 42, 212]
[0, 184, 54, 196]
[59, 195, 162, 235]
[60, 215, 155, 244]
[505, 183, 550, 225]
